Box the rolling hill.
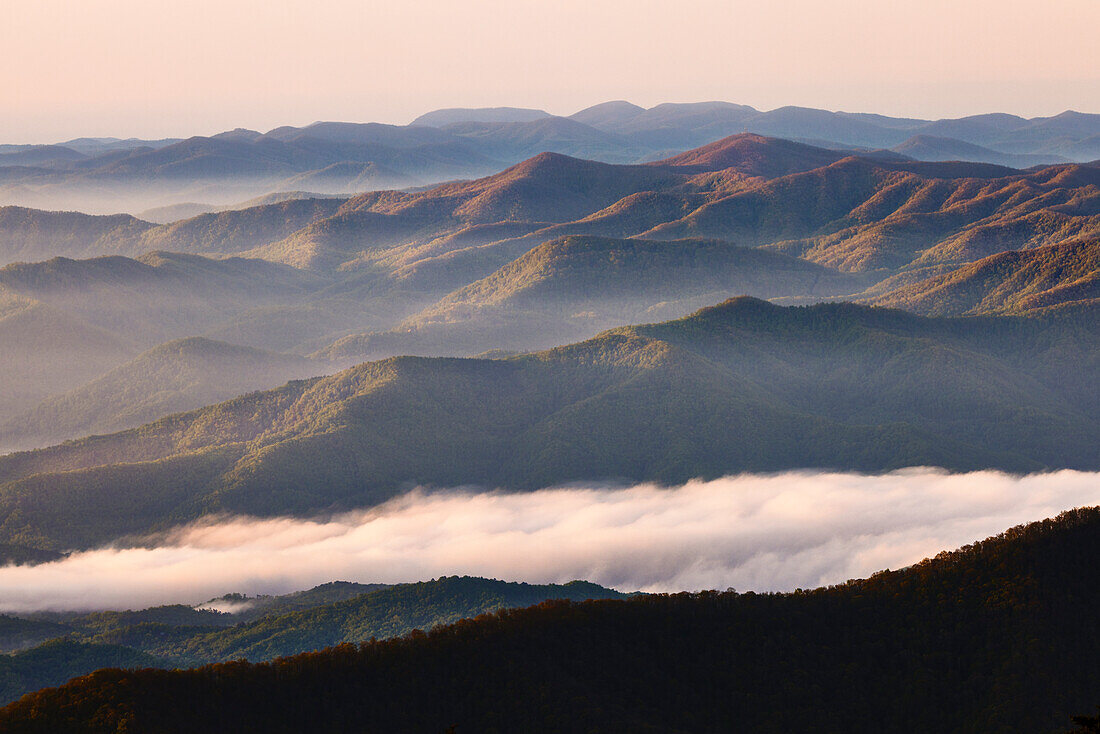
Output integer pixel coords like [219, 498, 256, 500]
[890, 134, 1068, 168]
[228, 135, 1099, 308]
[0, 298, 1094, 551]
[871, 239, 1100, 315]
[5, 133, 1096, 295]
[4, 508, 1097, 733]
[321, 235, 870, 359]
[0, 337, 321, 453]
[411, 107, 553, 126]
[0, 577, 626, 705]
[0, 641, 163, 711]
[0, 293, 136, 416]
[0, 253, 329, 340]
[0, 253, 354, 451]
[88, 577, 629, 666]
[133, 197, 347, 255]
[639, 157, 1100, 272]
[3, 134, 1100, 465]
[241, 133, 1063, 283]
[0, 207, 155, 265]
[0, 125, 502, 215]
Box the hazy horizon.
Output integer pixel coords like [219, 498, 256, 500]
[4, 0, 1098, 143]
[7, 98, 1100, 147]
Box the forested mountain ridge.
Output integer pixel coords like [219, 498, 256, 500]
[0, 578, 627, 705]
[0, 198, 345, 266]
[0, 252, 342, 432]
[224, 135, 1100, 365]
[870, 238, 1100, 315]
[0, 298, 1094, 552]
[3, 507, 1097, 733]
[0, 107, 1098, 732]
[0, 337, 319, 453]
[0, 207, 154, 264]
[1, 134, 1099, 460]
[319, 234, 872, 359]
[8, 133, 1096, 284]
[74, 577, 630, 666]
[245, 137, 1063, 280]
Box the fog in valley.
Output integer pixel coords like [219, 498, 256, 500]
[0, 469, 1094, 612]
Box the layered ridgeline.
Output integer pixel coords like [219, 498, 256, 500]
[0, 338, 318, 453]
[3, 102, 1098, 214]
[0, 197, 344, 266]
[0, 577, 625, 705]
[3, 509, 1097, 733]
[321, 234, 874, 359]
[5, 134, 1099, 284]
[0, 254, 340, 446]
[3, 135, 1098, 314]
[0, 298, 1095, 552]
[870, 239, 1100, 315]
[2, 134, 1099, 456]
[229, 138, 1040, 280]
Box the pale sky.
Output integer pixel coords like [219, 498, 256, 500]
[3, 0, 1098, 143]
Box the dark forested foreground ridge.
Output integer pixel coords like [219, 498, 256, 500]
[0, 578, 627, 706]
[0, 298, 1097, 553]
[2, 508, 1098, 733]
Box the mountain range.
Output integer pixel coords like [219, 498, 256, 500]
[0, 297, 1094, 553]
[0, 133, 1097, 462]
[2, 102, 1098, 215]
[0, 252, 341, 441]
[0, 107, 1098, 729]
[0, 337, 317, 453]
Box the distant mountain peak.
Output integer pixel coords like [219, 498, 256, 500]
[569, 100, 646, 127]
[654, 133, 849, 177]
[493, 150, 606, 181]
[411, 106, 552, 127]
[211, 128, 263, 142]
[688, 295, 779, 320]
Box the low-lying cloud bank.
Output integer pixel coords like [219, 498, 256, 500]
[1, 469, 1097, 612]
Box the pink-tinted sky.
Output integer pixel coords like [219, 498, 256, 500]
[3, 0, 1098, 142]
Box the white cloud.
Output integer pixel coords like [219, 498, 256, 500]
[0, 468, 1096, 612]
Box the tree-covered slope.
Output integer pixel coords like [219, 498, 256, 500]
[6, 135, 1099, 302]
[644, 158, 1100, 271]
[871, 239, 1100, 315]
[0, 641, 163, 713]
[89, 577, 630, 665]
[0, 337, 321, 453]
[0, 207, 153, 265]
[4, 102, 1099, 215]
[322, 234, 871, 359]
[0, 253, 347, 446]
[133, 196, 347, 255]
[0, 292, 136, 416]
[0, 299, 1094, 551]
[0, 578, 626, 705]
[0, 251, 328, 348]
[329, 141, 1100, 301]
[4, 507, 1098, 733]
